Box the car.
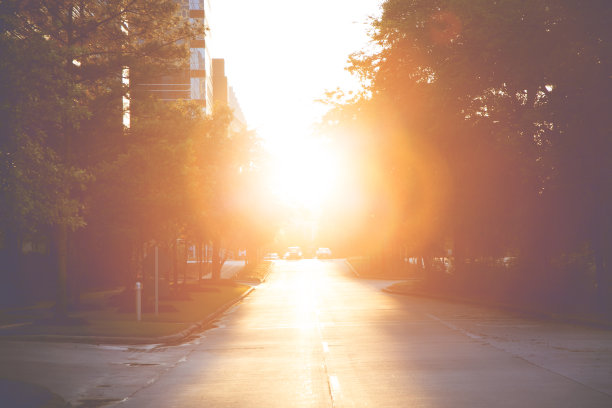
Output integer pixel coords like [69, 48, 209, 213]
[286, 246, 302, 260]
[316, 247, 332, 259]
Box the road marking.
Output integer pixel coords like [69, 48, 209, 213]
[427, 313, 482, 340]
[328, 374, 342, 405]
[322, 341, 329, 352]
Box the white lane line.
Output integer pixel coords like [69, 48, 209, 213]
[322, 341, 329, 353]
[328, 374, 342, 405]
[426, 313, 482, 340]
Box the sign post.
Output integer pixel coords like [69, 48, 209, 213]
[155, 246, 159, 316]
[135, 282, 142, 322]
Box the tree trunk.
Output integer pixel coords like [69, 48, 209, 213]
[55, 223, 68, 318]
[453, 228, 464, 276]
[592, 229, 610, 312]
[181, 243, 187, 286]
[172, 241, 178, 286]
[1, 223, 23, 306]
[54, 5, 73, 320]
[70, 230, 81, 309]
[197, 242, 203, 284]
[211, 238, 222, 281]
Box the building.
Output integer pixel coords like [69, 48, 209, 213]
[212, 58, 228, 106]
[136, 0, 213, 114]
[212, 58, 247, 128]
[134, 1, 246, 124]
[228, 86, 247, 128]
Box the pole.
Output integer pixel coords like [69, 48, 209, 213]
[135, 282, 141, 321]
[155, 246, 159, 316]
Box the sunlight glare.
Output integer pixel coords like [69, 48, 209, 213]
[268, 134, 341, 214]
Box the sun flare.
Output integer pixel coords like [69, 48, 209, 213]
[267, 136, 341, 213]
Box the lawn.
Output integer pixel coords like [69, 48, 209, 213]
[0, 282, 250, 340]
[346, 256, 419, 279]
[233, 260, 273, 283]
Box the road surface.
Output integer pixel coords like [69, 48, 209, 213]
[1, 259, 611, 407]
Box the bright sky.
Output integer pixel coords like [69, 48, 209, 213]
[211, 0, 382, 210]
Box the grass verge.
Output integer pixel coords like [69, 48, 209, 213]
[346, 256, 419, 279]
[0, 282, 249, 339]
[385, 276, 612, 328]
[233, 260, 273, 283]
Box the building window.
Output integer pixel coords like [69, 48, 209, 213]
[190, 77, 205, 100]
[190, 48, 206, 70]
[189, 0, 203, 10]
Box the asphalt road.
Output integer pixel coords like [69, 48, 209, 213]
[1, 259, 611, 407]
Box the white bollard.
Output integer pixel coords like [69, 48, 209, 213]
[155, 246, 159, 316]
[135, 281, 142, 322]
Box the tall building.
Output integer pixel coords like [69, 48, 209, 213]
[228, 86, 247, 128]
[212, 58, 247, 129]
[212, 58, 228, 106]
[136, 0, 213, 114]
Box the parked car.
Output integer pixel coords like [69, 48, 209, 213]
[286, 246, 302, 260]
[316, 247, 332, 259]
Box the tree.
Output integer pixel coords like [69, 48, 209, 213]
[1, 1, 88, 305]
[1, 0, 194, 312]
[328, 0, 612, 305]
[193, 106, 265, 280]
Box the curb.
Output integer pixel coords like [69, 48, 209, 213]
[0, 287, 255, 345]
[262, 261, 275, 282]
[155, 286, 255, 345]
[235, 260, 274, 285]
[382, 287, 612, 330]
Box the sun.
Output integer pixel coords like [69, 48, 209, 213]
[267, 135, 340, 214]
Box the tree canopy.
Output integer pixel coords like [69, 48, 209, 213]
[1, 0, 272, 307]
[323, 0, 612, 307]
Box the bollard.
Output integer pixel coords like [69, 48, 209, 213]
[154, 246, 159, 316]
[135, 281, 142, 322]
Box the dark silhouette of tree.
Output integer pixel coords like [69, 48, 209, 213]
[324, 0, 611, 308]
[1, 0, 194, 313]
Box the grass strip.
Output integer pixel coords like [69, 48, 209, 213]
[1, 283, 249, 338]
[233, 260, 273, 282]
[347, 256, 417, 279]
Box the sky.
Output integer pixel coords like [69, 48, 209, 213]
[211, 0, 382, 151]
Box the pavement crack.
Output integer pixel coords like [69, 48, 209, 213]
[426, 313, 483, 340]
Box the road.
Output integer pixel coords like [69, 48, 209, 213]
[1, 259, 611, 407]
